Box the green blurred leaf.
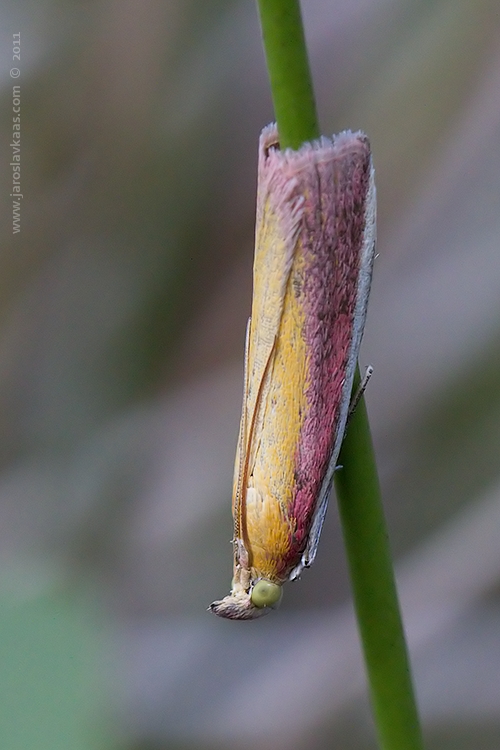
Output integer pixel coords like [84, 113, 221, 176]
[0, 587, 115, 750]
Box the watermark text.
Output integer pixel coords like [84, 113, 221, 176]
[11, 32, 22, 233]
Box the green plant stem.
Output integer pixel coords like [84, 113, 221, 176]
[335, 370, 424, 750]
[256, 0, 319, 148]
[256, 2, 424, 749]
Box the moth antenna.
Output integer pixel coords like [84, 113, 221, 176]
[233, 319, 252, 549]
[235, 330, 278, 569]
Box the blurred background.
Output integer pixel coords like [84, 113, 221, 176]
[1, 0, 500, 748]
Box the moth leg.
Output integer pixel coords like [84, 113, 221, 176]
[333, 366, 373, 475]
[347, 365, 373, 423]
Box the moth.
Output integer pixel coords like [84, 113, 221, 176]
[211, 124, 376, 620]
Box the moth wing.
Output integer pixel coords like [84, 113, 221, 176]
[243, 128, 303, 478]
[294, 156, 377, 575]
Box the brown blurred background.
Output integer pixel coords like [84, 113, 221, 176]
[1, 1, 500, 748]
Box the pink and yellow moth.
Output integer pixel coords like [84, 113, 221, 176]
[211, 124, 376, 620]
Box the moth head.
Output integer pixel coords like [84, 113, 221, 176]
[210, 578, 282, 620]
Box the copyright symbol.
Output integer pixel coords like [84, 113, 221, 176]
[10, 68, 20, 78]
